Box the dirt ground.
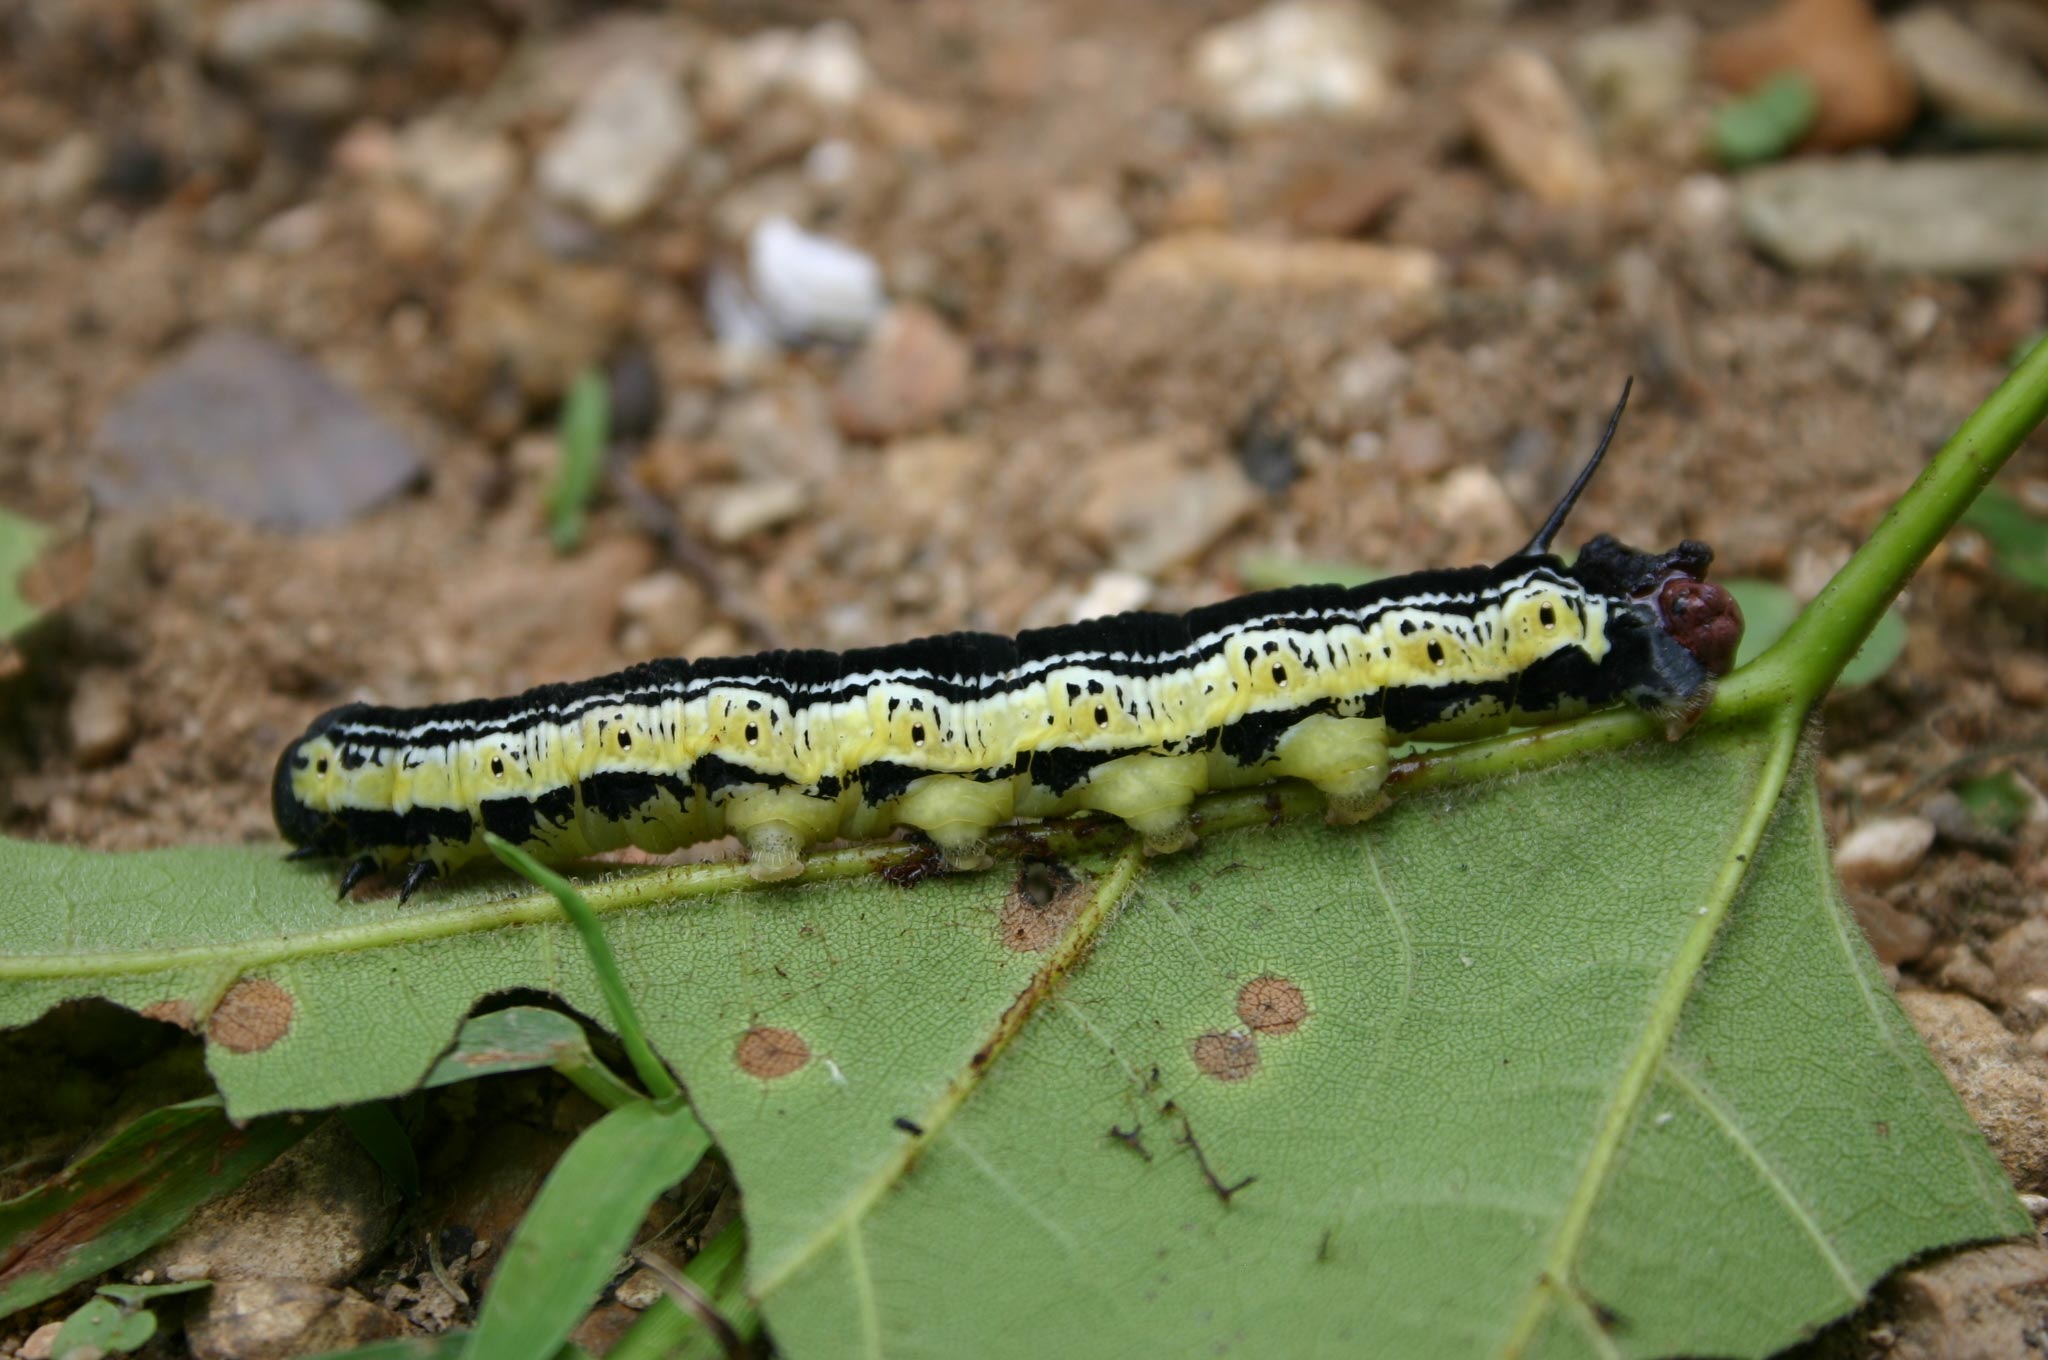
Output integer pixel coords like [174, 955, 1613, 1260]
[4, 0, 2048, 1354]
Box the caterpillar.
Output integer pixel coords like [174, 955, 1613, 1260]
[275, 381, 1743, 901]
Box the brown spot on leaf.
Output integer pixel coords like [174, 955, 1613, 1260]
[208, 978, 294, 1053]
[735, 1026, 809, 1079]
[1191, 1031, 1260, 1082]
[1000, 860, 1083, 953]
[141, 998, 197, 1031]
[1237, 976, 1307, 1035]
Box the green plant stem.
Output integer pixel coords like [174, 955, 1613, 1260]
[1742, 338, 2048, 710]
[484, 833, 680, 1102]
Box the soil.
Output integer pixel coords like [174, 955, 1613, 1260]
[3, 0, 2047, 1355]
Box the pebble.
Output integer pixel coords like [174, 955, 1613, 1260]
[1889, 7, 2048, 137]
[1995, 652, 2048, 708]
[91, 329, 423, 531]
[1886, 1243, 2048, 1359]
[1325, 341, 1411, 428]
[31, 130, 103, 210]
[1113, 232, 1442, 303]
[614, 1268, 665, 1310]
[1190, 0, 1401, 129]
[1078, 441, 1262, 576]
[1989, 918, 2048, 1009]
[713, 381, 842, 485]
[1069, 570, 1155, 623]
[67, 668, 134, 768]
[747, 214, 887, 345]
[1834, 814, 1936, 887]
[397, 117, 520, 226]
[1739, 155, 2048, 273]
[1848, 890, 1933, 966]
[1899, 989, 2048, 1191]
[187, 1279, 403, 1360]
[135, 1122, 396, 1287]
[832, 303, 972, 440]
[1573, 16, 1699, 143]
[1703, 0, 1916, 151]
[211, 0, 386, 67]
[699, 21, 872, 124]
[1043, 186, 1137, 268]
[18, 1323, 61, 1360]
[1387, 417, 1451, 477]
[537, 61, 694, 227]
[1430, 467, 1520, 540]
[700, 478, 810, 544]
[617, 570, 706, 658]
[1461, 48, 1606, 205]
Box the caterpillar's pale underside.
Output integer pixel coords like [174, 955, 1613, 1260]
[276, 382, 1744, 900]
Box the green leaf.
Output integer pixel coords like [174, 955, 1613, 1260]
[0, 1098, 312, 1317]
[548, 369, 609, 554]
[339, 1102, 420, 1199]
[51, 1295, 156, 1356]
[0, 506, 50, 642]
[421, 1006, 642, 1111]
[1715, 72, 1819, 167]
[1724, 580, 1905, 686]
[1961, 485, 2048, 590]
[1954, 772, 2033, 836]
[462, 1098, 712, 1360]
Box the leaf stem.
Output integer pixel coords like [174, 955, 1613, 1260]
[484, 833, 680, 1102]
[1740, 338, 2048, 710]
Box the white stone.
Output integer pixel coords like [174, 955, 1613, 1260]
[537, 61, 693, 227]
[1069, 571, 1155, 622]
[1891, 7, 2048, 135]
[212, 0, 386, 67]
[747, 214, 887, 344]
[701, 21, 872, 120]
[1834, 815, 1937, 888]
[1044, 186, 1137, 267]
[702, 478, 809, 543]
[397, 117, 519, 225]
[1191, 0, 1400, 129]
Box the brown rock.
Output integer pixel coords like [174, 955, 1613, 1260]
[1115, 232, 1441, 300]
[1849, 890, 1934, 966]
[1899, 989, 2048, 1191]
[832, 304, 972, 441]
[1834, 814, 1935, 888]
[1988, 917, 2048, 1006]
[187, 1280, 403, 1360]
[1994, 653, 2048, 708]
[1704, 0, 1917, 150]
[136, 1121, 397, 1287]
[1885, 1242, 2048, 1360]
[67, 667, 134, 768]
[1461, 48, 1606, 205]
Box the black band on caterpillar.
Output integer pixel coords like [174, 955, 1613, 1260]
[274, 383, 1744, 899]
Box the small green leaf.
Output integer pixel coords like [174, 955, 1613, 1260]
[0, 1099, 312, 1317]
[1955, 772, 2033, 835]
[548, 369, 609, 554]
[0, 507, 51, 642]
[462, 1098, 712, 1360]
[422, 1006, 642, 1110]
[52, 1295, 156, 1356]
[1962, 485, 2048, 590]
[1725, 580, 1904, 685]
[1715, 71, 1820, 167]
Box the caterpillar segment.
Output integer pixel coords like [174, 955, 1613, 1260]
[273, 383, 1745, 899]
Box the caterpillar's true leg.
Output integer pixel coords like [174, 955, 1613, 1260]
[337, 855, 379, 899]
[398, 860, 439, 902]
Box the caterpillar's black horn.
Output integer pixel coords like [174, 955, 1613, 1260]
[1519, 376, 1632, 558]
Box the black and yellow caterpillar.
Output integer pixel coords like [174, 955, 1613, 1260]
[275, 384, 1743, 900]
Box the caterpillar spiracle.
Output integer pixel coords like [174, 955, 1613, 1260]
[275, 381, 1744, 901]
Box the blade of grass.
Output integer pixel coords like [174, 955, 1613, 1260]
[421, 1006, 643, 1111]
[338, 1103, 420, 1199]
[0, 1099, 312, 1317]
[548, 369, 609, 554]
[607, 1219, 756, 1360]
[459, 1098, 712, 1360]
[485, 834, 680, 1102]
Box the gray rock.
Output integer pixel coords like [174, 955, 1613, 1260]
[187, 1280, 403, 1360]
[211, 0, 385, 68]
[537, 61, 694, 227]
[1191, 0, 1401, 129]
[1891, 6, 2048, 136]
[1573, 16, 1698, 143]
[92, 329, 423, 530]
[1740, 155, 2048, 274]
